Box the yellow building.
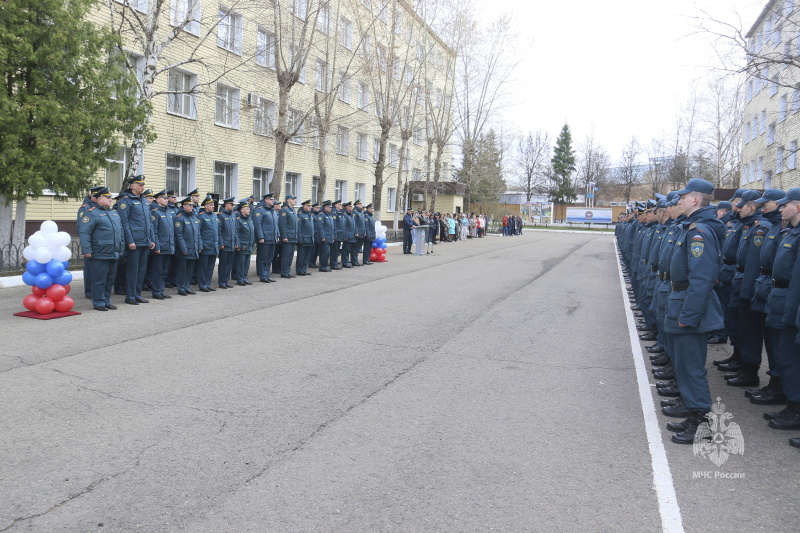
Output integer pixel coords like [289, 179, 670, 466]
[19, 0, 454, 232]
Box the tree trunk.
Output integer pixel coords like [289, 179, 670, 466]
[12, 198, 27, 247]
[372, 122, 390, 220]
[271, 77, 291, 199]
[430, 141, 444, 213]
[317, 130, 329, 201]
[395, 135, 410, 230]
[423, 139, 433, 210]
[126, 35, 158, 182]
[0, 195, 13, 252]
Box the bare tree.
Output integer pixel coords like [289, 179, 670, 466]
[577, 132, 611, 203]
[512, 130, 550, 202]
[617, 136, 641, 204]
[643, 137, 669, 198]
[700, 76, 744, 187]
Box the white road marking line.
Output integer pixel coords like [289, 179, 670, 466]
[614, 239, 685, 533]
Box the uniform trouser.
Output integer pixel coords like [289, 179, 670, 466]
[318, 242, 330, 268]
[272, 244, 282, 273]
[711, 284, 729, 340]
[231, 250, 240, 281]
[125, 246, 149, 299]
[778, 326, 800, 401]
[144, 253, 154, 287]
[197, 254, 216, 289]
[309, 243, 318, 267]
[167, 253, 178, 284]
[672, 332, 712, 411]
[350, 239, 361, 264]
[150, 253, 170, 295]
[296, 245, 313, 274]
[218, 250, 235, 286]
[256, 242, 276, 280]
[330, 241, 341, 267]
[83, 258, 92, 297]
[235, 253, 251, 282]
[114, 253, 127, 293]
[403, 230, 412, 253]
[739, 303, 768, 369]
[766, 326, 781, 377]
[160, 254, 172, 284]
[88, 258, 116, 308]
[281, 242, 295, 276]
[175, 255, 196, 292]
[363, 239, 373, 263]
[341, 241, 353, 265]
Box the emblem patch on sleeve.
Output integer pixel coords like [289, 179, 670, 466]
[82, 217, 89, 223]
[691, 241, 704, 257]
[754, 233, 765, 247]
[120, 203, 126, 209]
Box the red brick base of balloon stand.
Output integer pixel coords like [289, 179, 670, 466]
[13, 311, 82, 320]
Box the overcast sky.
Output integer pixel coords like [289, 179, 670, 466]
[476, 0, 766, 165]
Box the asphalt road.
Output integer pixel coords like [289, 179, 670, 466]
[0, 232, 796, 532]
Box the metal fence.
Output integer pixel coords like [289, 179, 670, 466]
[0, 241, 85, 275]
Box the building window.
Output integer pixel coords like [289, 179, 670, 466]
[317, 3, 330, 34]
[356, 132, 368, 160]
[315, 58, 328, 92]
[288, 42, 306, 83]
[336, 126, 349, 155]
[115, 0, 147, 13]
[105, 147, 132, 193]
[166, 154, 194, 196]
[311, 176, 319, 203]
[284, 172, 299, 198]
[763, 68, 769, 90]
[213, 161, 238, 199]
[388, 143, 398, 167]
[768, 123, 776, 145]
[218, 7, 243, 54]
[378, 0, 388, 22]
[790, 141, 798, 170]
[354, 182, 366, 203]
[413, 127, 423, 145]
[291, 0, 308, 20]
[373, 137, 381, 163]
[360, 34, 371, 59]
[781, 94, 788, 121]
[337, 70, 351, 103]
[170, 0, 200, 34]
[215, 84, 240, 128]
[750, 160, 756, 182]
[394, 11, 402, 34]
[357, 82, 369, 109]
[778, 146, 785, 173]
[771, 73, 780, 96]
[393, 55, 401, 80]
[288, 108, 304, 144]
[340, 16, 353, 49]
[758, 157, 764, 181]
[402, 147, 410, 171]
[335, 179, 346, 201]
[761, 110, 767, 134]
[766, 170, 774, 188]
[745, 122, 750, 144]
[253, 167, 272, 198]
[387, 187, 396, 211]
[167, 69, 197, 119]
[256, 28, 276, 68]
[254, 96, 275, 137]
[374, 91, 383, 117]
[743, 164, 749, 184]
[377, 44, 387, 71]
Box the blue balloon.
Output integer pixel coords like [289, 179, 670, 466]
[380, 243, 387, 249]
[26, 260, 46, 275]
[35, 272, 54, 289]
[46, 260, 65, 277]
[53, 271, 73, 286]
[372, 241, 379, 249]
[62, 260, 71, 270]
[22, 271, 36, 286]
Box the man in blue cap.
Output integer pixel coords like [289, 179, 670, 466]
[278, 194, 298, 278]
[174, 196, 200, 295]
[316, 200, 334, 272]
[234, 200, 255, 285]
[663, 178, 725, 444]
[78, 186, 103, 299]
[254, 193, 279, 283]
[78, 187, 124, 310]
[763, 189, 800, 442]
[330, 199, 345, 269]
[149, 189, 176, 300]
[342, 202, 356, 267]
[295, 199, 315, 275]
[217, 197, 238, 288]
[118, 175, 156, 305]
[197, 195, 219, 292]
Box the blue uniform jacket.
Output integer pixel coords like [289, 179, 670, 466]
[734, 213, 771, 304]
[174, 210, 201, 259]
[403, 213, 417, 231]
[316, 211, 335, 242]
[151, 204, 176, 254]
[720, 214, 743, 286]
[217, 209, 239, 250]
[118, 192, 154, 247]
[364, 212, 376, 239]
[297, 210, 315, 244]
[343, 211, 356, 240]
[332, 209, 345, 240]
[279, 205, 299, 243]
[254, 203, 280, 243]
[198, 211, 220, 255]
[78, 206, 124, 259]
[236, 213, 255, 254]
[665, 206, 725, 334]
[354, 207, 366, 237]
[751, 209, 784, 313]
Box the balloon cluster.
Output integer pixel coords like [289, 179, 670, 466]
[370, 222, 389, 262]
[21, 221, 75, 314]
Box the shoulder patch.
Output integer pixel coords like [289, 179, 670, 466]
[120, 203, 126, 209]
[79, 211, 83, 217]
[754, 233, 765, 247]
[175, 222, 181, 227]
[691, 241, 704, 257]
[82, 216, 89, 223]
[88, 207, 95, 211]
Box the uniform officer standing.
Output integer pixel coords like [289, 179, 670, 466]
[308, 202, 321, 268]
[118, 175, 155, 305]
[316, 200, 334, 272]
[174, 196, 200, 295]
[342, 201, 356, 267]
[353, 199, 365, 266]
[296, 199, 315, 276]
[330, 199, 344, 269]
[403, 206, 418, 254]
[278, 194, 298, 278]
[78, 187, 124, 311]
[664, 178, 725, 445]
[271, 198, 283, 275]
[78, 186, 102, 299]
[363, 203, 376, 265]
[254, 193, 279, 283]
[217, 197, 238, 289]
[235, 200, 255, 285]
[149, 190, 176, 300]
[197, 195, 219, 292]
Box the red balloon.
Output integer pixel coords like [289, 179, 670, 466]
[32, 286, 46, 297]
[23, 294, 40, 311]
[370, 253, 378, 261]
[63, 283, 71, 295]
[35, 297, 55, 315]
[54, 296, 74, 312]
[377, 248, 385, 256]
[47, 284, 66, 302]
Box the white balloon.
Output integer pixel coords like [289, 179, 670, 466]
[45, 233, 63, 250]
[28, 234, 46, 249]
[58, 231, 72, 247]
[40, 220, 58, 234]
[22, 246, 37, 261]
[53, 246, 72, 262]
[34, 247, 53, 264]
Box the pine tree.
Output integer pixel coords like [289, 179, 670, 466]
[469, 129, 506, 205]
[0, 0, 148, 203]
[550, 123, 577, 203]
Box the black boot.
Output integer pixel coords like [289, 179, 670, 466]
[653, 367, 676, 380]
[663, 398, 691, 418]
[651, 354, 671, 367]
[658, 385, 681, 397]
[764, 404, 793, 420]
[768, 401, 800, 430]
[713, 351, 738, 366]
[718, 352, 744, 372]
[639, 331, 658, 341]
[647, 345, 666, 354]
[656, 379, 677, 389]
[672, 409, 709, 444]
[707, 334, 727, 345]
[727, 365, 759, 387]
[661, 396, 682, 407]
